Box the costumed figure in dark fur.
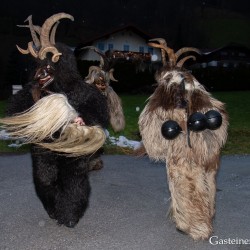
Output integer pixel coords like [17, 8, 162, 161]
[138, 38, 228, 240]
[0, 13, 109, 228]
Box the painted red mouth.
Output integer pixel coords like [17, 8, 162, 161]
[34, 65, 55, 89]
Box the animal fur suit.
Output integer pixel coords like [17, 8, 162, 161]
[5, 42, 109, 228]
[139, 39, 228, 240]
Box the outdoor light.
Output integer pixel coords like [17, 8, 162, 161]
[151, 54, 158, 61]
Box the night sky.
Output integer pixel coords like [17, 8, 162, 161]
[0, 0, 249, 96]
[1, 0, 250, 46]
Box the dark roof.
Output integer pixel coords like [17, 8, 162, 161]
[202, 43, 250, 55]
[196, 43, 250, 63]
[76, 24, 154, 49]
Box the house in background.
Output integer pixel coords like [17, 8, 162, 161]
[75, 25, 161, 63]
[195, 43, 250, 69]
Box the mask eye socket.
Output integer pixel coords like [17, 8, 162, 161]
[161, 120, 182, 140]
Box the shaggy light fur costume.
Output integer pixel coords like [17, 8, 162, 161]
[0, 94, 106, 157]
[82, 46, 125, 132]
[139, 51, 228, 240]
[105, 86, 125, 132]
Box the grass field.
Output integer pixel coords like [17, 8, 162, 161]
[1, 91, 250, 155]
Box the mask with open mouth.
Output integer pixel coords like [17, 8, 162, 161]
[31, 65, 55, 102]
[34, 65, 55, 89]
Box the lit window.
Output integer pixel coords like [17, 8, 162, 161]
[98, 42, 105, 51]
[124, 45, 129, 51]
[148, 47, 153, 54]
[108, 44, 114, 50]
[139, 46, 144, 53]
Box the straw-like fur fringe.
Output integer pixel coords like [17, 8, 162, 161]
[138, 70, 229, 240]
[0, 94, 77, 142]
[38, 123, 106, 157]
[139, 98, 228, 167]
[106, 86, 125, 132]
[0, 93, 106, 156]
[167, 160, 217, 240]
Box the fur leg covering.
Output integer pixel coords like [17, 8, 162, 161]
[139, 107, 227, 240]
[167, 160, 216, 240]
[0, 93, 106, 156]
[106, 86, 125, 132]
[31, 146, 90, 227]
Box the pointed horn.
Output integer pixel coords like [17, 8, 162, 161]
[39, 47, 62, 62]
[175, 47, 201, 61]
[85, 66, 102, 84]
[86, 66, 102, 78]
[27, 41, 38, 58]
[148, 38, 176, 66]
[148, 38, 167, 65]
[176, 55, 196, 68]
[16, 42, 38, 58]
[24, 15, 41, 48]
[109, 69, 118, 82]
[82, 46, 109, 69]
[50, 21, 60, 45]
[16, 15, 40, 58]
[18, 24, 41, 34]
[40, 13, 74, 48]
[39, 13, 74, 61]
[16, 45, 30, 55]
[33, 25, 41, 35]
[88, 66, 102, 73]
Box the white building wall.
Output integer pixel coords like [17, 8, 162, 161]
[81, 29, 161, 62]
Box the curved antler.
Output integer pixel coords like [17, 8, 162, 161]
[175, 48, 200, 68]
[148, 38, 201, 68]
[50, 21, 60, 45]
[175, 47, 201, 61]
[148, 38, 176, 67]
[148, 38, 167, 65]
[109, 68, 118, 82]
[176, 55, 196, 68]
[39, 13, 74, 62]
[81, 46, 110, 70]
[22, 15, 41, 48]
[84, 66, 102, 84]
[16, 15, 41, 58]
[16, 13, 74, 63]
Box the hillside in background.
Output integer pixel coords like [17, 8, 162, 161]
[194, 7, 250, 48]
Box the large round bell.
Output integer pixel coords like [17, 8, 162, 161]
[205, 110, 222, 130]
[161, 120, 182, 140]
[187, 112, 207, 132]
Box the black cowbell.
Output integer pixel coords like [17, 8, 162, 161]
[187, 112, 207, 132]
[161, 120, 182, 139]
[205, 110, 222, 130]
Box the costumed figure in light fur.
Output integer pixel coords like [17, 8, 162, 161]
[80, 46, 125, 132]
[76, 46, 125, 169]
[0, 13, 109, 227]
[138, 38, 228, 240]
